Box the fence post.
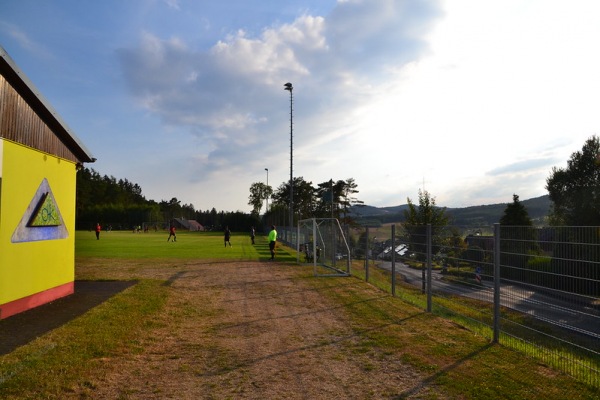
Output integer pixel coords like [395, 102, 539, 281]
[391, 224, 396, 296]
[365, 226, 370, 282]
[427, 223, 432, 312]
[312, 218, 317, 275]
[493, 223, 501, 343]
[296, 221, 300, 263]
[421, 224, 426, 293]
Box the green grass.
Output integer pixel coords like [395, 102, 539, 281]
[350, 258, 600, 389]
[76, 229, 296, 261]
[0, 279, 168, 398]
[307, 274, 598, 399]
[0, 231, 597, 398]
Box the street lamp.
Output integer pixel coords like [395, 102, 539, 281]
[284, 82, 293, 231]
[264, 168, 269, 214]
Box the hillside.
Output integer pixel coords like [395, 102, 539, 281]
[351, 195, 551, 226]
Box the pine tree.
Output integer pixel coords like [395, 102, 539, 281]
[500, 194, 532, 226]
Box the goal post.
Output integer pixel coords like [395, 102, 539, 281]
[297, 218, 351, 277]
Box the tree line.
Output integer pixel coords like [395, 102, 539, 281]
[76, 168, 259, 231]
[248, 177, 364, 227]
[77, 168, 367, 232]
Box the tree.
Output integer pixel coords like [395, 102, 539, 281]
[546, 135, 600, 226]
[248, 182, 272, 216]
[500, 194, 532, 226]
[160, 197, 182, 221]
[546, 136, 600, 295]
[312, 178, 363, 225]
[402, 189, 449, 262]
[339, 178, 364, 225]
[443, 227, 468, 268]
[266, 176, 363, 226]
[76, 166, 263, 232]
[271, 177, 316, 223]
[76, 167, 152, 228]
[499, 194, 538, 275]
[403, 189, 449, 227]
[315, 179, 338, 219]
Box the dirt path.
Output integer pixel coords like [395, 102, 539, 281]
[89, 261, 441, 399]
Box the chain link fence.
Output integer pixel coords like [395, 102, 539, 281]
[282, 223, 599, 388]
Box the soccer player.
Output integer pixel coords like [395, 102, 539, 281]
[167, 224, 176, 242]
[224, 226, 232, 247]
[268, 225, 277, 260]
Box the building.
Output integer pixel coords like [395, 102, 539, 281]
[0, 46, 95, 319]
[172, 218, 205, 231]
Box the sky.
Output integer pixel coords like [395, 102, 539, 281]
[1, 0, 599, 213]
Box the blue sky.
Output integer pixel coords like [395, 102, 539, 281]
[1, 0, 599, 212]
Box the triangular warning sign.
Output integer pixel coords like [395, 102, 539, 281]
[12, 178, 69, 243]
[28, 192, 61, 226]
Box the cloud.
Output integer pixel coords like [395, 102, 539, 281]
[0, 21, 53, 60]
[116, 0, 442, 186]
[486, 158, 559, 176]
[326, 0, 441, 76]
[3, 0, 598, 213]
[163, 0, 180, 10]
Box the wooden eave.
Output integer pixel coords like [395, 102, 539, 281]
[0, 46, 95, 163]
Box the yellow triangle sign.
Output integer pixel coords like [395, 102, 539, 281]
[12, 178, 69, 243]
[28, 192, 61, 226]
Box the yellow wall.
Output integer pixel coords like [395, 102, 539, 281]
[0, 139, 77, 305]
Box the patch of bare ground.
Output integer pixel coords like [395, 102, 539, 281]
[86, 261, 444, 399]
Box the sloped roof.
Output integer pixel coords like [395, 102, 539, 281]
[173, 218, 204, 231]
[0, 45, 95, 163]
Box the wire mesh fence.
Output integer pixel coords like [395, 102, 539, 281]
[284, 222, 600, 388]
[296, 218, 351, 277]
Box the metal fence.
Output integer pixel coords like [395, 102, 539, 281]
[283, 223, 600, 388]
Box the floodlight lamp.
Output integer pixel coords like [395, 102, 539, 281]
[284, 82, 293, 91]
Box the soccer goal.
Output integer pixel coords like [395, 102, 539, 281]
[297, 218, 351, 277]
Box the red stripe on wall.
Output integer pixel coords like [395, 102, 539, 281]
[0, 281, 74, 319]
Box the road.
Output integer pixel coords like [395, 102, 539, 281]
[378, 260, 600, 345]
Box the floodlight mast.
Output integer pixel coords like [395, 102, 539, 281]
[264, 168, 269, 213]
[284, 82, 293, 232]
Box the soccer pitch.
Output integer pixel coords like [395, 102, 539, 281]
[75, 230, 294, 261]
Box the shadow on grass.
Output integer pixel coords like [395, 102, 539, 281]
[253, 242, 297, 262]
[393, 343, 495, 399]
[0, 280, 136, 355]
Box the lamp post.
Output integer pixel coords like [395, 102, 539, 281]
[264, 168, 269, 214]
[284, 82, 293, 231]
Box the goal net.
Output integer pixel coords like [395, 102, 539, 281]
[297, 218, 351, 277]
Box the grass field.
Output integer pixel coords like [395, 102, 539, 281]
[75, 229, 296, 261]
[0, 230, 597, 398]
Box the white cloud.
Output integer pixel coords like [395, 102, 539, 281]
[113, 0, 600, 211]
[0, 21, 53, 60]
[163, 0, 180, 10]
[115, 0, 442, 211]
[4, 0, 599, 212]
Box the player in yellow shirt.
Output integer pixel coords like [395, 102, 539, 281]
[268, 225, 277, 261]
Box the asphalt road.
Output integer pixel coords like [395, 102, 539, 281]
[378, 260, 600, 345]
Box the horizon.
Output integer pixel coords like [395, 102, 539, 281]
[357, 193, 549, 212]
[80, 162, 548, 212]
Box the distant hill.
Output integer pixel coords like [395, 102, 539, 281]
[446, 195, 550, 226]
[350, 204, 409, 217]
[351, 195, 551, 226]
